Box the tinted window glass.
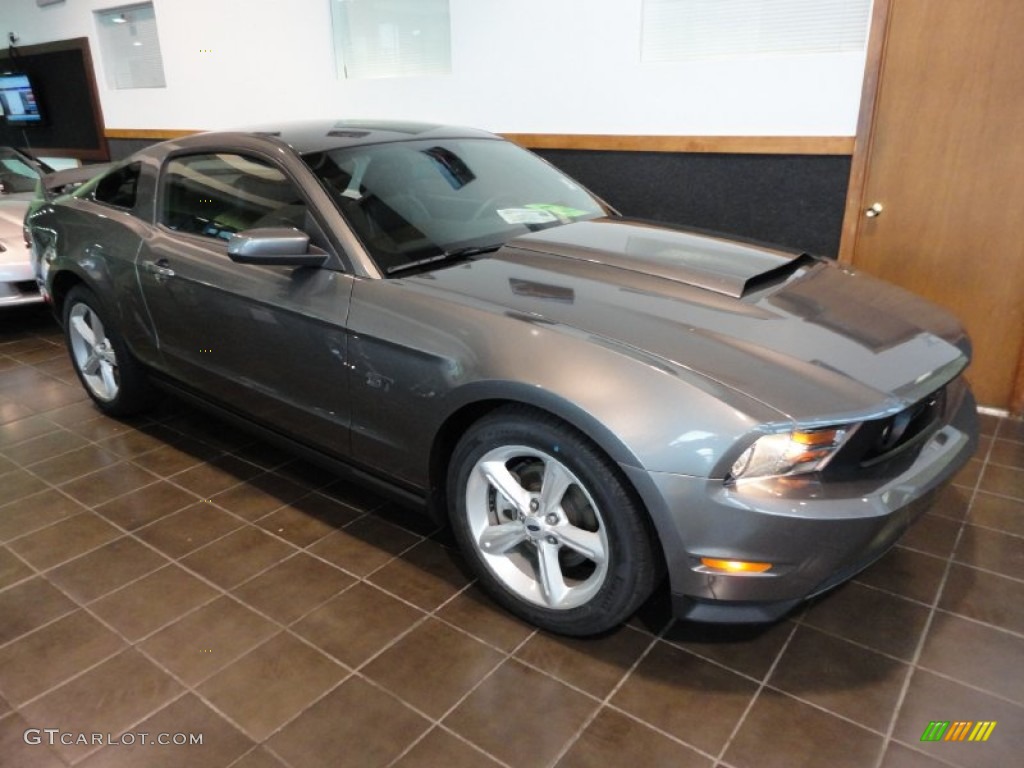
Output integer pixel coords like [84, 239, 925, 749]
[161, 153, 308, 241]
[93, 163, 141, 209]
[302, 138, 608, 275]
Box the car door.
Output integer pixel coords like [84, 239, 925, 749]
[136, 150, 354, 454]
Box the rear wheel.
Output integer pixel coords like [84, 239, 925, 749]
[449, 407, 659, 636]
[63, 285, 155, 416]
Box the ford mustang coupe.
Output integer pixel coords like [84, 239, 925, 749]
[26, 121, 977, 635]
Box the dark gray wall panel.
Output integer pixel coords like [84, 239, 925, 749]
[536, 149, 851, 257]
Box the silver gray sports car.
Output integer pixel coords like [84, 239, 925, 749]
[26, 120, 977, 635]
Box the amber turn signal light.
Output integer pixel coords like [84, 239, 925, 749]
[700, 557, 773, 574]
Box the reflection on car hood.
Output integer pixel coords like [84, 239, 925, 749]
[409, 220, 970, 423]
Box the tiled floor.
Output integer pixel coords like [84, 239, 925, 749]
[1, 304, 1022, 768]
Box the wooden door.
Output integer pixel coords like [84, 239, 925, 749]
[840, 0, 1024, 411]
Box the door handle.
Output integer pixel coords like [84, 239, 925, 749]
[864, 202, 884, 218]
[142, 259, 176, 279]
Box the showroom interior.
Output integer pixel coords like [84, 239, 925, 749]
[1, 0, 1021, 766]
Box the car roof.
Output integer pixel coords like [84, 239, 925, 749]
[162, 120, 502, 156]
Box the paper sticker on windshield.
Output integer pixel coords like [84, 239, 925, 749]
[525, 203, 591, 222]
[497, 208, 559, 224]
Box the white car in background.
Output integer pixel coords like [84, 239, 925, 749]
[0, 147, 51, 306]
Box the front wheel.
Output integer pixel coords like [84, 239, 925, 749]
[63, 285, 155, 416]
[448, 407, 660, 636]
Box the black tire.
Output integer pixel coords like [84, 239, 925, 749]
[62, 285, 156, 416]
[448, 406, 660, 636]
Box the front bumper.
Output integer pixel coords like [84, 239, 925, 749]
[623, 385, 978, 623]
[0, 261, 44, 307]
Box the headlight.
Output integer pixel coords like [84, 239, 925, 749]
[728, 425, 855, 482]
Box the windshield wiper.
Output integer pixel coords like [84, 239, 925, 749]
[386, 244, 503, 276]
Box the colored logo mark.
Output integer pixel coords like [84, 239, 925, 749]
[920, 721, 996, 742]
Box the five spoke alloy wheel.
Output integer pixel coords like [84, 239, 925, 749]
[68, 301, 120, 402]
[62, 285, 155, 416]
[450, 408, 659, 635]
[466, 444, 609, 610]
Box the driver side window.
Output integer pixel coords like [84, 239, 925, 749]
[160, 153, 310, 242]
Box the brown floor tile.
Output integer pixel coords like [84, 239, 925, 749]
[954, 524, 1024, 579]
[232, 553, 354, 625]
[0, 610, 124, 705]
[892, 670, 1023, 768]
[952, 458, 982, 489]
[0, 427, 89, 465]
[211, 472, 308, 521]
[47, 536, 167, 602]
[768, 625, 909, 731]
[0, 400, 35, 427]
[803, 582, 930, 660]
[557, 707, 711, 768]
[137, 501, 244, 559]
[132, 438, 223, 477]
[855, 546, 948, 605]
[939, 563, 1024, 635]
[929, 483, 972, 521]
[254, 492, 361, 547]
[0, 453, 15, 474]
[394, 727, 504, 768]
[40, 399, 106, 428]
[198, 632, 346, 741]
[879, 742, 957, 768]
[1, 468, 49, 504]
[76, 693, 255, 768]
[28, 443, 123, 485]
[0, 489, 85, 542]
[989, 438, 1024, 469]
[610, 641, 757, 754]
[293, 582, 424, 667]
[20, 649, 183, 764]
[437, 585, 535, 653]
[0, 712, 66, 768]
[0, 414, 59, 447]
[139, 596, 279, 686]
[60, 461, 160, 507]
[918, 613, 1024, 706]
[181, 526, 295, 589]
[998, 417, 1024, 442]
[19, 380, 88, 411]
[94, 423, 181, 459]
[94, 480, 200, 530]
[90, 564, 219, 641]
[445, 659, 598, 768]
[978, 464, 1024, 500]
[968, 491, 1024, 537]
[0, 546, 32, 589]
[63, 414, 139, 443]
[724, 689, 882, 768]
[268, 676, 430, 768]
[170, 455, 263, 498]
[363, 618, 503, 718]
[516, 625, 652, 699]
[662, 618, 794, 681]
[367, 539, 472, 611]
[307, 515, 420, 576]
[8, 512, 121, 570]
[900, 513, 962, 558]
[229, 747, 288, 768]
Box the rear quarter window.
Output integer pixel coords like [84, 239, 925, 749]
[92, 163, 142, 210]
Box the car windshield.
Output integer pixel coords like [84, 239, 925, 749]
[302, 138, 608, 275]
[0, 148, 45, 195]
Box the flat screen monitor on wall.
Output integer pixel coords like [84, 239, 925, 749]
[0, 72, 44, 126]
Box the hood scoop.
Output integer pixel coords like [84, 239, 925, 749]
[509, 219, 816, 298]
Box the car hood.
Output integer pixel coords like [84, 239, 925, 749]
[407, 219, 970, 423]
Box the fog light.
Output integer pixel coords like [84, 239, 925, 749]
[700, 557, 772, 574]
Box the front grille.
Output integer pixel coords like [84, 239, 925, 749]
[826, 385, 947, 479]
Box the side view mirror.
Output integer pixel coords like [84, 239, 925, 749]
[227, 227, 327, 266]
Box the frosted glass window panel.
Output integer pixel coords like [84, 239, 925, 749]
[95, 3, 167, 89]
[332, 0, 452, 79]
[642, 0, 872, 62]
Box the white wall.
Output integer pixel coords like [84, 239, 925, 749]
[1, 0, 867, 136]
